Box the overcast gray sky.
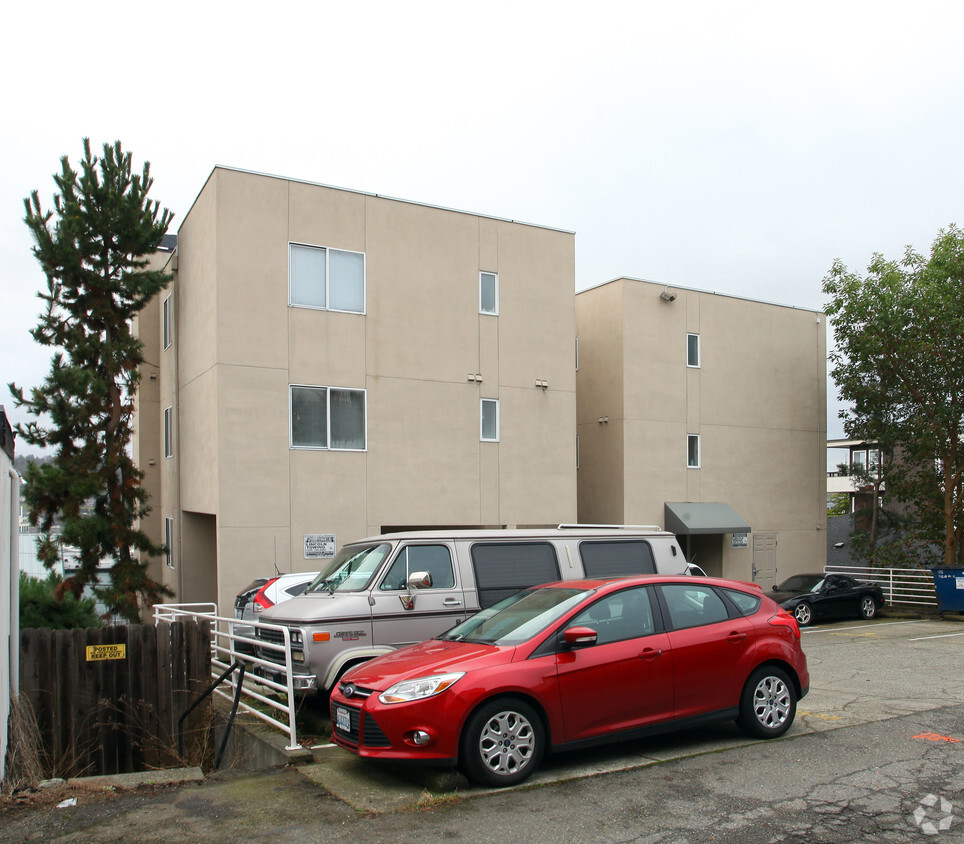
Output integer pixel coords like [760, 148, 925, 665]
[2, 1, 962, 450]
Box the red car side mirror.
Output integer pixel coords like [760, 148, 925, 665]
[563, 626, 598, 647]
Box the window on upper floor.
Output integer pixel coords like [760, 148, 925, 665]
[480, 271, 499, 315]
[289, 243, 365, 313]
[290, 385, 367, 450]
[481, 398, 500, 442]
[687, 333, 700, 368]
[164, 517, 175, 569]
[163, 295, 173, 349]
[164, 407, 174, 458]
[687, 434, 701, 468]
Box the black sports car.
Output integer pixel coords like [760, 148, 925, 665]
[772, 573, 885, 626]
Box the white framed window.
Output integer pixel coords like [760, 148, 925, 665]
[290, 385, 367, 450]
[687, 434, 701, 468]
[480, 271, 499, 315]
[289, 242, 365, 313]
[162, 294, 173, 350]
[164, 517, 175, 569]
[687, 333, 700, 368]
[481, 398, 500, 442]
[575, 337, 579, 371]
[164, 406, 174, 458]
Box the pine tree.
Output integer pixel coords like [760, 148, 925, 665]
[9, 139, 174, 621]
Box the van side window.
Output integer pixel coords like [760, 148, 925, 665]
[579, 540, 657, 578]
[470, 542, 560, 608]
[379, 545, 455, 591]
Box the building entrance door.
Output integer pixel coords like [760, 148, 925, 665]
[752, 533, 777, 592]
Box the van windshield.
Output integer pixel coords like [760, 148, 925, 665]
[306, 543, 392, 594]
[438, 586, 592, 646]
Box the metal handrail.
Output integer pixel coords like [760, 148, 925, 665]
[823, 565, 938, 608]
[178, 660, 247, 770]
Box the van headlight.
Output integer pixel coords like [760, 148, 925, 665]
[378, 672, 464, 704]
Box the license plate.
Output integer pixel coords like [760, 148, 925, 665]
[336, 706, 351, 734]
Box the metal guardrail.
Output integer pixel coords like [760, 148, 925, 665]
[824, 565, 938, 608]
[152, 603, 303, 750]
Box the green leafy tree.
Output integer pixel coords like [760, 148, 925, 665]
[19, 572, 101, 630]
[827, 493, 851, 519]
[9, 139, 174, 621]
[823, 225, 964, 568]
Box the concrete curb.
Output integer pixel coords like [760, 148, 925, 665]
[65, 767, 206, 790]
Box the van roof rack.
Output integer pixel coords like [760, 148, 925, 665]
[556, 523, 663, 532]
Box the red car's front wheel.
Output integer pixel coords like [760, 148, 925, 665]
[460, 698, 544, 787]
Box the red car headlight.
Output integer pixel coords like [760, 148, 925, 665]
[378, 672, 465, 704]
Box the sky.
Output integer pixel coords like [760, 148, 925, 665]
[2, 1, 962, 453]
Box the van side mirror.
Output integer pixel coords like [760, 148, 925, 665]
[407, 571, 433, 590]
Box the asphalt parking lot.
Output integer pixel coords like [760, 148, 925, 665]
[5, 616, 964, 843]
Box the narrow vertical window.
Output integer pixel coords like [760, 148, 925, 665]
[164, 406, 174, 458]
[163, 295, 173, 349]
[164, 517, 175, 569]
[480, 272, 499, 315]
[687, 434, 701, 468]
[687, 333, 700, 368]
[481, 398, 500, 441]
[575, 337, 579, 371]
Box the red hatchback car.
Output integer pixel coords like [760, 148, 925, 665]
[330, 576, 809, 786]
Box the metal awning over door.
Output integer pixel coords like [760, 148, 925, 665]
[663, 502, 751, 535]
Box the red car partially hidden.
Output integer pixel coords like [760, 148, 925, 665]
[330, 575, 809, 786]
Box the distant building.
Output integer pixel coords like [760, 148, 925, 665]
[575, 280, 827, 589]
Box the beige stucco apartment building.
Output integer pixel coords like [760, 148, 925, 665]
[575, 279, 827, 589]
[136, 167, 578, 610]
[135, 167, 827, 610]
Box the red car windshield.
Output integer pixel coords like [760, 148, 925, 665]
[439, 587, 592, 646]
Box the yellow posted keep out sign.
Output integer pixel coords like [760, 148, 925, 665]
[85, 644, 126, 662]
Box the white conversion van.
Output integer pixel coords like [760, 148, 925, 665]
[255, 524, 688, 694]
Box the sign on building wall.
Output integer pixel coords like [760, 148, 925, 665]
[731, 533, 749, 549]
[304, 534, 336, 559]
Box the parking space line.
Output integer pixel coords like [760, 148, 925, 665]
[801, 620, 920, 634]
[909, 631, 964, 641]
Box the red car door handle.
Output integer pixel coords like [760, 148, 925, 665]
[638, 647, 663, 660]
[727, 631, 747, 643]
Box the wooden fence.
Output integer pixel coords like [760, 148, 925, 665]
[18, 620, 212, 778]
